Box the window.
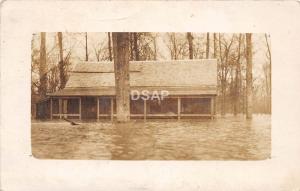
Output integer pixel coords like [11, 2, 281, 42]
[181, 98, 211, 114]
[130, 99, 144, 114]
[98, 97, 111, 114]
[147, 98, 177, 115]
[51, 98, 79, 114]
[67, 99, 79, 114]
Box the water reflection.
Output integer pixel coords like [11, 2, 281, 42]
[31, 115, 271, 160]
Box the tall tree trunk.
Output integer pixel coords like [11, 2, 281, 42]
[265, 34, 271, 114]
[108, 32, 113, 61]
[39, 32, 47, 97]
[213, 33, 219, 114]
[240, 35, 244, 114]
[187, 32, 193, 59]
[58, 33, 63, 62]
[234, 34, 242, 116]
[133, 33, 139, 61]
[246, 33, 253, 119]
[153, 35, 157, 60]
[206, 32, 210, 59]
[172, 33, 177, 60]
[85, 32, 88, 61]
[221, 81, 226, 116]
[218, 33, 225, 116]
[112, 32, 130, 122]
[213, 33, 217, 58]
[57, 32, 66, 89]
[129, 33, 134, 61]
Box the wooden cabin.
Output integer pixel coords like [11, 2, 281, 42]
[36, 59, 217, 120]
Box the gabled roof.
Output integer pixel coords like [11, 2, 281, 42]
[48, 59, 217, 96]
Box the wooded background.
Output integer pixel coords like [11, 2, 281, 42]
[31, 32, 271, 117]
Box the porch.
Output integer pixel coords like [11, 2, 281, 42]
[46, 96, 216, 120]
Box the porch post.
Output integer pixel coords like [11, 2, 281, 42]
[58, 98, 62, 119]
[63, 99, 68, 119]
[210, 97, 214, 119]
[110, 97, 114, 122]
[97, 97, 99, 121]
[177, 97, 181, 120]
[50, 98, 53, 120]
[79, 97, 82, 120]
[214, 96, 217, 116]
[50, 98, 52, 119]
[144, 99, 147, 121]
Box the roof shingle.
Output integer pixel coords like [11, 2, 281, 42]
[48, 59, 217, 96]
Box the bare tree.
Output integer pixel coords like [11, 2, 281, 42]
[129, 33, 158, 61]
[133, 33, 139, 61]
[233, 34, 243, 115]
[213, 33, 217, 59]
[166, 33, 188, 60]
[92, 39, 110, 62]
[129, 33, 134, 60]
[85, 32, 88, 61]
[246, 33, 253, 119]
[39, 32, 47, 97]
[57, 32, 67, 89]
[206, 32, 210, 59]
[152, 34, 157, 60]
[218, 33, 225, 116]
[218, 34, 234, 116]
[264, 34, 271, 113]
[58, 32, 63, 63]
[112, 32, 130, 122]
[108, 32, 113, 61]
[187, 32, 193, 59]
[172, 33, 177, 60]
[169, 33, 178, 60]
[140, 33, 158, 60]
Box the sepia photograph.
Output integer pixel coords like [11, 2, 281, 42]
[31, 32, 271, 160]
[2, 1, 300, 190]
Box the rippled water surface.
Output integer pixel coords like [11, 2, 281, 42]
[31, 115, 271, 160]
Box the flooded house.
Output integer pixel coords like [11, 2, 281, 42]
[36, 59, 217, 120]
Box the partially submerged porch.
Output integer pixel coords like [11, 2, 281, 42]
[39, 95, 216, 121]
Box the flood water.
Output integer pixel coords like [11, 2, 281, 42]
[31, 115, 271, 160]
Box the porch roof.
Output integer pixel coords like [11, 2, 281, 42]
[48, 86, 217, 97]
